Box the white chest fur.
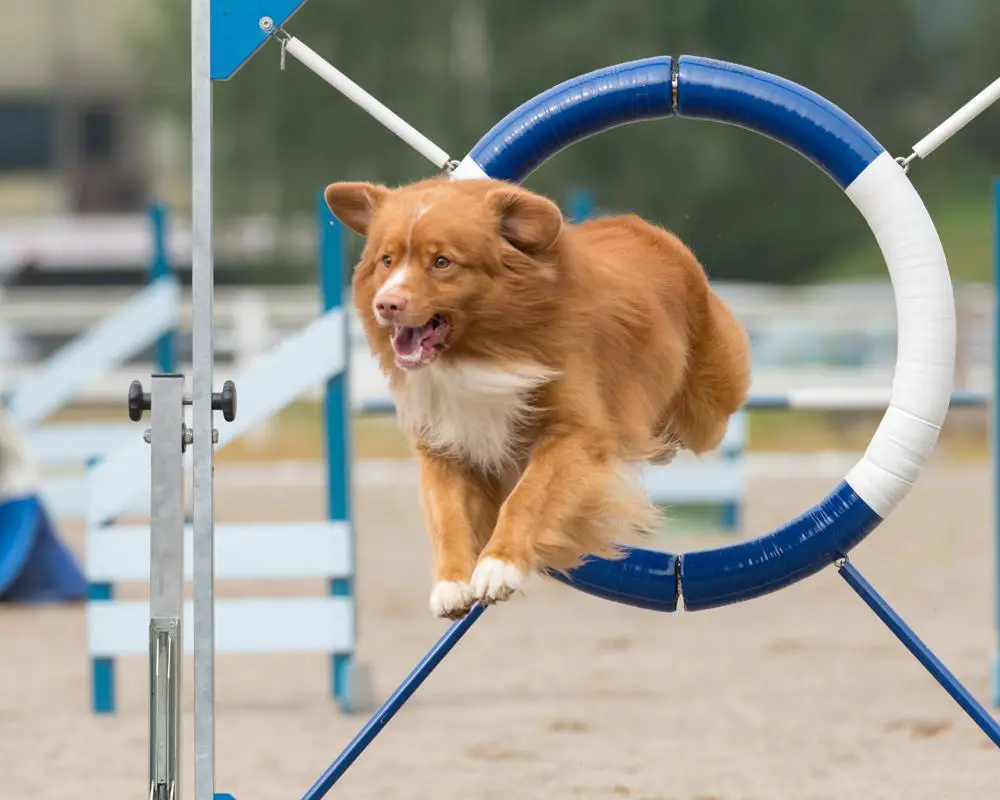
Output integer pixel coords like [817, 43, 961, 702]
[393, 361, 557, 473]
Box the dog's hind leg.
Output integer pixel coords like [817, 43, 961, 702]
[671, 293, 750, 454]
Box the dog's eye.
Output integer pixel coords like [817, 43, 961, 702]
[433, 255, 451, 269]
[380, 254, 392, 267]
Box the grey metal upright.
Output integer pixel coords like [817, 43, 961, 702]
[191, 1, 217, 798]
[146, 374, 186, 800]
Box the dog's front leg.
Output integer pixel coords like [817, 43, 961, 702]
[418, 450, 500, 619]
[470, 432, 602, 605]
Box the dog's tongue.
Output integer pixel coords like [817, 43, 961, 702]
[392, 325, 423, 357]
[392, 317, 451, 363]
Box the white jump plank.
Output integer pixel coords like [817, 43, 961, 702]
[38, 474, 86, 519]
[42, 473, 151, 521]
[87, 596, 354, 656]
[643, 461, 744, 504]
[86, 520, 352, 582]
[87, 308, 347, 525]
[28, 421, 135, 466]
[8, 277, 180, 427]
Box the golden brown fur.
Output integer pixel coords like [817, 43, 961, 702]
[325, 176, 750, 618]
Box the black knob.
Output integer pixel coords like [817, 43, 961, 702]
[213, 380, 237, 422]
[128, 380, 151, 422]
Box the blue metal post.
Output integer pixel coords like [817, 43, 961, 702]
[85, 450, 115, 714]
[994, 176, 1000, 707]
[567, 188, 593, 223]
[89, 580, 114, 713]
[300, 604, 486, 800]
[318, 190, 354, 710]
[839, 559, 1000, 747]
[148, 202, 176, 372]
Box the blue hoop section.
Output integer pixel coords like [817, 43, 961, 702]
[466, 57, 674, 183]
[457, 55, 903, 613]
[548, 548, 679, 613]
[675, 56, 882, 189]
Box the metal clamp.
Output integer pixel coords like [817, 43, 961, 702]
[895, 153, 916, 174]
[129, 379, 237, 424]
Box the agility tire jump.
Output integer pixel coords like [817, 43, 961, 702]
[445, 55, 954, 614]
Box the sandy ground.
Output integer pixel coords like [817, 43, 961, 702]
[2, 456, 999, 800]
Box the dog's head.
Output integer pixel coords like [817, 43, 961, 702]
[325, 177, 565, 371]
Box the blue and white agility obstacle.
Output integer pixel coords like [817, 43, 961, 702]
[10, 203, 179, 521]
[154, 3, 1000, 798]
[83, 191, 362, 716]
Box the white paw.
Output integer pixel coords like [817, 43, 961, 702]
[470, 557, 525, 604]
[429, 580, 473, 619]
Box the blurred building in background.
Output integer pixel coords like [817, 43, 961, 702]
[0, 1, 172, 218]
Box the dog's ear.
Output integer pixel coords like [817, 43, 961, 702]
[324, 182, 391, 236]
[485, 185, 564, 254]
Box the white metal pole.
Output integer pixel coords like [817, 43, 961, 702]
[191, 1, 216, 799]
[905, 75, 1000, 164]
[282, 36, 453, 170]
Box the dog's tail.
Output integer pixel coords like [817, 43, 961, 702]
[535, 460, 660, 574]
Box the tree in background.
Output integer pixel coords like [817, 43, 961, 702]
[131, 0, 999, 284]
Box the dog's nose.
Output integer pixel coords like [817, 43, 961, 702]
[374, 293, 407, 319]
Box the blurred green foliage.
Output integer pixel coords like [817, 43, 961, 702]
[131, 0, 999, 284]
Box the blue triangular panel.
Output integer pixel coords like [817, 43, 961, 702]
[211, 0, 308, 80]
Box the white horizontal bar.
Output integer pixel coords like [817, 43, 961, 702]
[284, 37, 452, 169]
[643, 462, 744, 504]
[785, 387, 895, 409]
[87, 308, 347, 525]
[87, 596, 354, 657]
[41, 472, 153, 520]
[27, 422, 135, 466]
[86, 520, 352, 582]
[912, 75, 1000, 159]
[8, 277, 179, 427]
[39, 475, 87, 519]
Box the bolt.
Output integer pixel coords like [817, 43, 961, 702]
[183, 427, 194, 446]
[259, 16, 274, 32]
[212, 429, 219, 444]
[143, 430, 152, 444]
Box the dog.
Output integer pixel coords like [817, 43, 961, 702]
[325, 176, 751, 619]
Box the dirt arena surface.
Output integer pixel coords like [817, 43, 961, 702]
[2, 455, 999, 799]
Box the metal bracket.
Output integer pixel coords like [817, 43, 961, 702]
[149, 617, 181, 800]
[131, 378, 236, 450]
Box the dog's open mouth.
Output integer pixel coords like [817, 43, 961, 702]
[391, 313, 452, 369]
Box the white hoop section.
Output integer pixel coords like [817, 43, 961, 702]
[448, 56, 956, 612]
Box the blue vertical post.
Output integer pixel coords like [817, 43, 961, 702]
[89, 579, 114, 713]
[148, 202, 177, 372]
[567, 188, 593, 223]
[85, 451, 115, 714]
[317, 190, 354, 710]
[993, 176, 1000, 707]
